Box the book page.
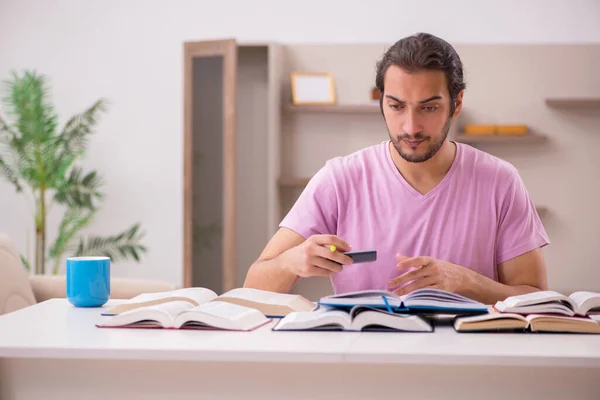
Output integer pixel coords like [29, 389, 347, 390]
[318, 290, 403, 308]
[273, 307, 351, 330]
[352, 309, 432, 332]
[323, 290, 400, 300]
[218, 288, 302, 306]
[191, 301, 259, 320]
[217, 288, 315, 314]
[146, 300, 196, 318]
[401, 289, 486, 310]
[98, 300, 194, 328]
[403, 288, 482, 305]
[102, 287, 219, 315]
[494, 301, 575, 316]
[457, 312, 527, 324]
[569, 291, 600, 314]
[175, 301, 269, 331]
[128, 287, 219, 305]
[402, 288, 476, 303]
[501, 291, 568, 308]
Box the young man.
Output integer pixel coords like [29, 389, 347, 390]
[243, 33, 549, 304]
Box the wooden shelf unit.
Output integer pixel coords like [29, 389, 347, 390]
[285, 104, 381, 113]
[453, 133, 546, 144]
[182, 40, 599, 306]
[183, 40, 284, 291]
[545, 98, 600, 107]
[278, 176, 311, 187]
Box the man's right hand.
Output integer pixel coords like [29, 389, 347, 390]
[279, 234, 353, 278]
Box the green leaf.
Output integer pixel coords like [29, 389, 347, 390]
[73, 223, 147, 262]
[2, 71, 58, 140]
[49, 207, 96, 260]
[54, 166, 103, 209]
[0, 114, 18, 143]
[1, 70, 60, 189]
[0, 153, 22, 192]
[20, 254, 31, 271]
[59, 99, 107, 155]
[45, 149, 74, 189]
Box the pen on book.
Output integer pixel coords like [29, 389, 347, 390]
[381, 295, 393, 313]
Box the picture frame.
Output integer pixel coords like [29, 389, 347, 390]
[290, 72, 336, 105]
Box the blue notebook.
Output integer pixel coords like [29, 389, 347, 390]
[317, 288, 488, 315]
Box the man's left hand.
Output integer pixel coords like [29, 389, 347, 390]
[387, 254, 474, 295]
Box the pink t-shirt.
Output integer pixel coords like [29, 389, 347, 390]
[280, 140, 549, 294]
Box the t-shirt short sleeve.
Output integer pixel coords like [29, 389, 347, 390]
[279, 161, 339, 239]
[495, 169, 550, 265]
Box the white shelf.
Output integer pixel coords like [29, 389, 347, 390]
[545, 98, 600, 107]
[284, 104, 380, 114]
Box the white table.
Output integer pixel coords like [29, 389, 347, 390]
[1, 299, 599, 400]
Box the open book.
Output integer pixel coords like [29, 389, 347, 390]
[454, 311, 600, 334]
[317, 288, 487, 314]
[494, 290, 600, 317]
[273, 306, 433, 332]
[102, 287, 316, 318]
[97, 300, 270, 331]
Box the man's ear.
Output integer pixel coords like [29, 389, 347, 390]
[452, 91, 464, 118]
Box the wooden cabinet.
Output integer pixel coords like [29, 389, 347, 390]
[183, 40, 282, 292]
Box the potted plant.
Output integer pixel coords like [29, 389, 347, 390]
[0, 70, 147, 275]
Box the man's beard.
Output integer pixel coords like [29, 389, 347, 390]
[389, 118, 452, 163]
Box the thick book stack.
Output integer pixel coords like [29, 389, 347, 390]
[454, 291, 600, 334]
[272, 288, 488, 332]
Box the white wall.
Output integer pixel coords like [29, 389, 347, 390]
[1, 0, 599, 287]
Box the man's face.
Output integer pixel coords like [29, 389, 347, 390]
[381, 65, 461, 163]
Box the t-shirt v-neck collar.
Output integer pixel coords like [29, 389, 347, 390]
[384, 140, 461, 200]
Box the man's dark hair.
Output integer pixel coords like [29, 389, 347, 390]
[375, 32, 466, 115]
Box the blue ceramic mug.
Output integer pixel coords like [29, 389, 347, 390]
[66, 256, 110, 307]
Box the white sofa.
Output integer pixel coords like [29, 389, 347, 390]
[0, 232, 176, 315]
